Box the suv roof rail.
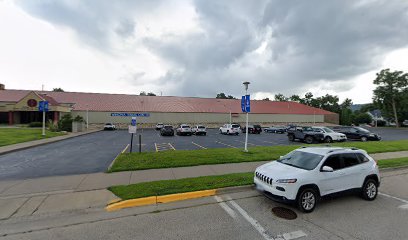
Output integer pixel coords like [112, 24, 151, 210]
[327, 148, 344, 153]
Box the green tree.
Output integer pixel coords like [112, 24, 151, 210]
[147, 92, 156, 96]
[274, 93, 288, 101]
[139, 91, 147, 96]
[216, 93, 236, 99]
[52, 88, 64, 92]
[354, 113, 373, 125]
[373, 69, 408, 127]
[290, 94, 301, 103]
[262, 98, 270, 101]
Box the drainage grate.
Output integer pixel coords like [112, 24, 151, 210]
[272, 207, 297, 220]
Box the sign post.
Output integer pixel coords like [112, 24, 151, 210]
[129, 117, 137, 153]
[38, 101, 49, 136]
[242, 81, 251, 152]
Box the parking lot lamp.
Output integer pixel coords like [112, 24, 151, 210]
[86, 104, 89, 130]
[243, 81, 250, 152]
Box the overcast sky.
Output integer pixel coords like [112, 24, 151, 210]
[1, 0, 408, 104]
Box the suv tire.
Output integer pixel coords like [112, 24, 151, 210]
[297, 188, 318, 213]
[361, 136, 368, 142]
[288, 134, 295, 142]
[324, 136, 332, 143]
[361, 179, 378, 201]
[305, 136, 314, 144]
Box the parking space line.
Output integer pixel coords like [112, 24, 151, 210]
[191, 142, 207, 149]
[154, 143, 159, 152]
[228, 199, 274, 240]
[235, 140, 259, 146]
[214, 196, 238, 219]
[215, 141, 238, 148]
[379, 192, 408, 209]
[168, 143, 176, 150]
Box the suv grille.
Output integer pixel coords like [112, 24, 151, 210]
[255, 172, 273, 185]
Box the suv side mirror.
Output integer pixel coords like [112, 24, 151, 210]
[322, 166, 334, 172]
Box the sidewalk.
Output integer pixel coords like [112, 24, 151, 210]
[0, 129, 101, 155]
[0, 151, 407, 220]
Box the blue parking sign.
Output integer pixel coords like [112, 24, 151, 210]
[245, 95, 250, 112]
[38, 101, 49, 112]
[241, 96, 246, 112]
[131, 117, 137, 126]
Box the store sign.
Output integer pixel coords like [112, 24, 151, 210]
[27, 99, 38, 107]
[111, 113, 150, 117]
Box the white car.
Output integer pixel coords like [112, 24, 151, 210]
[103, 123, 116, 130]
[312, 126, 347, 143]
[254, 147, 380, 212]
[192, 125, 207, 136]
[155, 123, 164, 130]
[176, 124, 192, 136]
[219, 124, 240, 135]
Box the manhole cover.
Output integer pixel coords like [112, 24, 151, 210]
[272, 207, 297, 220]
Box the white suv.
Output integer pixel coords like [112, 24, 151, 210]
[254, 147, 380, 212]
[219, 124, 240, 135]
[312, 126, 347, 143]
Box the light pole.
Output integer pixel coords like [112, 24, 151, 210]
[86, 104, 89, 130]
[243, 81, 250, 152]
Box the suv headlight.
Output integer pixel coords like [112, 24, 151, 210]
[276, 179, 297, 183]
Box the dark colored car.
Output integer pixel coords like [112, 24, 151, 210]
[264, 125, 286, 134]
[332, 126, 381, 141]
[242, 124, 262, 134]
[160, 125, 175, 136]
[287, 126, 325, 144]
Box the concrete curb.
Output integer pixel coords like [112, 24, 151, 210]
[380, 165, 408, 172]
[0, 130, 101, 156]
[107, 144, 130, 172]
[105, 185, 254, 211]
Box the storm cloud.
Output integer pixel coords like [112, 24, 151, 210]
[16, 0, 408, 98]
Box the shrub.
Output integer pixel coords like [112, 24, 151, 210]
[58, 114, 73, 132]
[74, 115, 85, 123]
[28, 122, 43, 128]
[48, 119, 59, 132]
[376, 120, 386, 127]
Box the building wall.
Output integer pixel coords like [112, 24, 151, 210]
[71, 111, 326, 126]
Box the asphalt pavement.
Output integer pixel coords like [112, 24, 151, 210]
[1, 168, 407, 240]
[0, 131, 129, 180]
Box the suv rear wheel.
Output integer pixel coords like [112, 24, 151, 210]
[305, 136, 314, 144]
[361, 179, 378, 201]
[288, 134, 295, 142]
[297, 188, 318, 213]
[324, 136, 332, 143]
[361, 136, 368, 142]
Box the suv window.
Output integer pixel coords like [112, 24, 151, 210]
[356, 153, 370, 163]
[342, 153, 361, 168]
[323, 155, 342, 170]
[232, 124, 240, 128]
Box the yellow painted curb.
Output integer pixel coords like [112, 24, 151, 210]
[106, 189, 217, 212]
[157, 189, 216, 203]
[106, 196, 156, 212]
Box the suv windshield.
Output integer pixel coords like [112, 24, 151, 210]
[232, 124, 240, 128]
[198, 126, 205, 129]
[322, 127, 334, 133]
[182, 125, 190, 128]
[277, 151, 324, 170]
[164, 126, 173, 129]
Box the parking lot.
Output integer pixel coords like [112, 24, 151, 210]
[2, 168, 407, 240]
[131, 126, 408, 152]
[0, 127, 407, 180]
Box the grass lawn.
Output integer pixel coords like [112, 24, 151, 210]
[109, 157, 408, 200]
[109, 140, 408, 172]
[0, 128, 66, 147]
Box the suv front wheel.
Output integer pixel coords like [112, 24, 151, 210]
[361, 179, 378, 201]
[297, 188, 318, 213]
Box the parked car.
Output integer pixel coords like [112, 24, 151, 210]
[176, 124, 192, 136]
[254, 146, 380, 212]
[332, 126, 381, 142]
[287, 126, 325, 144]
[264, 125, 286, 134]
[103, 123, 116, 130]
[242, 124, 262, 134]
[160, 125, 174, 136]
[192, 125, 207, 136]
[155, 123, 164, 130]
[312, 126, 347, 143]
[219, 124, 240, 135]
[402, 120, 408, 126]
